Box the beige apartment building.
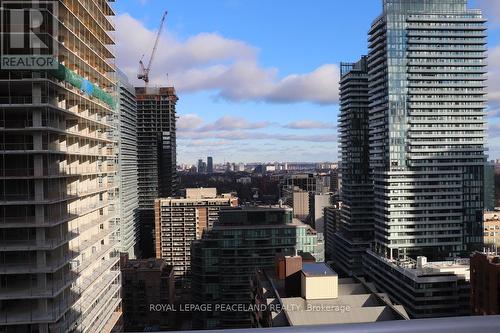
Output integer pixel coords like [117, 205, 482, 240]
[154, 188, 237, 281]
[0, 1, 120, 332]
[484, 210, 500, 249]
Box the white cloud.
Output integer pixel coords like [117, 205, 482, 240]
[475, 0, 500, 26]
[489, 45, 500, 103]
[177, 114, 204, 130]
[284, 120, 336, 130]
[178, 130, 336, 142]
[115, 13, 340, 105]
[177, 115, 270, 132]
[198, 116, 269, 131]
[488, 123, 500, 138]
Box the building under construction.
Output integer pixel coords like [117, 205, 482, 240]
[0, 1, 121, 332]
[136, 87, 178, 258]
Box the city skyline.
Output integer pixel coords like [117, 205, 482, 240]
[1, 0, 500, 332]
[114, 0, 500, 164]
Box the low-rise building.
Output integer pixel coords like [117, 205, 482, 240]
[470, 252, 500, 315]
[252, 256, 408, 327]
[121, 255, 175, 332]
[363, 250, 470, 319]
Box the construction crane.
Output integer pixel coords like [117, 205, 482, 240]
[138, 11, 168, 86]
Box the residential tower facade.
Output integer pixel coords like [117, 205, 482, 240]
[333, 56, 373, 276]
[0, 1, 121, 332]
[368, 0, 487, 261]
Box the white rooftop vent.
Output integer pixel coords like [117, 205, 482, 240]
[417, 256, 427, 269]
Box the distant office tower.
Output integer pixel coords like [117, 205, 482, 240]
[0, 1, 120, 331]
[333, 56, 373, 276]
[280, 173, 319, 195]
[470, 252, 500, 315]
[116, 70, 139, 258]
[485, 161, 495, 210]
[121, 255, 175, 331]
[155, 189, 238, 286]
[368, 0, 487, 260]
[309, 193, 332, 233]
[282, 187, 309, 221]
[207, 156, 213, 173]
[280, 173, 323, 221]
[197, 159, 204, 173]
[329, 168, 339, 193]
[136, 87, 178, 258]
[324, 202, 342, 261]
[191, 206, 324, 329]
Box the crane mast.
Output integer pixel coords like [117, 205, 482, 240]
[138, 11, 168, 86]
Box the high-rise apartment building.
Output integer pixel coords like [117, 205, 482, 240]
[191, 206, 324, 329]
[154, 188, 238, 284]
[207, 156, 213, 173]
[136, 87, 178, 258]
[333, 56, 373, 276]
[368, 0, 487, 261]
[0, 1, 120, 332]
[116, 70, 139, 258]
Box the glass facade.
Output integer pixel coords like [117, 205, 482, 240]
[334, 57, 374, 275]
[190, 207, 323, 329]
[369, 0, 487, 260]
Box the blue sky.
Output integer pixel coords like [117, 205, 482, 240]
[113, 0, 500, 165]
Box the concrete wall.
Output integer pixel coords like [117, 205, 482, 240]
[301, 274, 338, 300]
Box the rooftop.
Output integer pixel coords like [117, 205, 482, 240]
[301, 263, 337, 277]
[265, 275, 408, 326]
[121, 258, 171, 272]
[257, 256, 409, 328]
[366, 251, 470, 281]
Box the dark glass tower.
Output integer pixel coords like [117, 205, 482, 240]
[136, 87, 178, 258]
[333, 56, 373, 275]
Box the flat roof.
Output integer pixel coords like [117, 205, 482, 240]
[302, 263, 337, 277]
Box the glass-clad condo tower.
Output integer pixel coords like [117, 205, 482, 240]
[333, 57, 373, 276]
[368, 0, 487, 260]
[115, 70, 139, 258]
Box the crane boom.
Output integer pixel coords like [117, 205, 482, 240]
[138, 11, 168, 85]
